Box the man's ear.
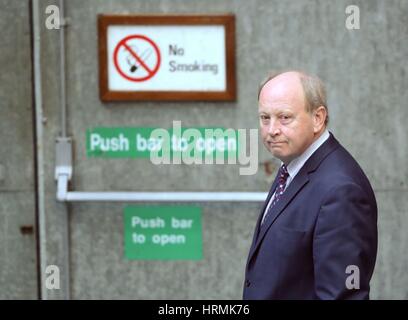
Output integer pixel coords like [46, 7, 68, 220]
[313, 106, 327, 133]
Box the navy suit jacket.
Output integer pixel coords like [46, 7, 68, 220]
[243, 133, 378, 300]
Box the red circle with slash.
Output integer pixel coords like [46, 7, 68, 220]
[113, 35, 161, 82]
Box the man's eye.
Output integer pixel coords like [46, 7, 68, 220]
[260, 115, 269, 120]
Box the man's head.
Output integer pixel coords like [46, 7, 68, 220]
[258, 71, 328, 164]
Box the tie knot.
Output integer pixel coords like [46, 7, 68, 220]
[278, 164, 289, 181]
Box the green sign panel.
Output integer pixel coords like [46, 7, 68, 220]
[124, 206, 202, 260]
[86, 126, 239, 160]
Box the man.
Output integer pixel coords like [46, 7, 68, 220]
[243, 71, 377, 299]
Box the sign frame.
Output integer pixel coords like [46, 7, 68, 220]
[98, 14, 236, 102]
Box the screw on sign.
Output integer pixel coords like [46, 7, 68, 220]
[113, 35, 161, 82]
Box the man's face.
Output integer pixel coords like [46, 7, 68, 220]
[258, 73, 316, 164]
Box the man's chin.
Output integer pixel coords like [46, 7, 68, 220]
[269, 150, 293, 164]
[270, 150, 285, 161]
[264, 143, 291, 162]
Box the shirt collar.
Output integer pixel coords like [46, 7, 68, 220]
[285, 129, 330, 179]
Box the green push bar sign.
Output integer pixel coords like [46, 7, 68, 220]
[86, 127, 239, 159]
[124, 206, 202, 260]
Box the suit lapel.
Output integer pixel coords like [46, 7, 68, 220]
[247, 174, 280, 255]
[247, 132, 340, 265]
[248, 177, 278, 262]
[247, 171, 309, 264]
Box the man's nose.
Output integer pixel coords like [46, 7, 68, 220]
[267, 118, 281, 136]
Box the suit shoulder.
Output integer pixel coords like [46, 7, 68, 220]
[313, 144, 375, 197]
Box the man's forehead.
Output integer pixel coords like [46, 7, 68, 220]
[259, 72, 305, 107]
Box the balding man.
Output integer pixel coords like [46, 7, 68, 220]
[243, 71, 378, 300]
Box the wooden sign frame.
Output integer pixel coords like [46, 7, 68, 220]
[98, 14, 236, 102]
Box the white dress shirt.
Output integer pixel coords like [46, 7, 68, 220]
[261, 129, 330, 225]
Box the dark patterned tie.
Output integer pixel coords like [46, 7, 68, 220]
[261, 164, 289, 226]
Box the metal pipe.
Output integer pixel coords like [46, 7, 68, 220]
[56, 169, 266, 203]
[57, 174, 68, 201]
[32, 0, 48, 300]
[36, 0, 71, 299]
[64, 191, 268, 202]
[59, 0, 67, 137]
[57, 0, 71, 300]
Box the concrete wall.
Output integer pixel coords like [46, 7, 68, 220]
[1, 0, 407, 299]
[0, 0, 38, 299]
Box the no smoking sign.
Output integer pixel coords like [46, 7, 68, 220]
[100, 16, 235, 101]
[113, 35, 161, 82]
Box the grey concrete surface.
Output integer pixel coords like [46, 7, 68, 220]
[69, 203, 260, 299]
[1, 0, 407, 299]
[0, 0, 38, 299]
[0, 193, 38, 299]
